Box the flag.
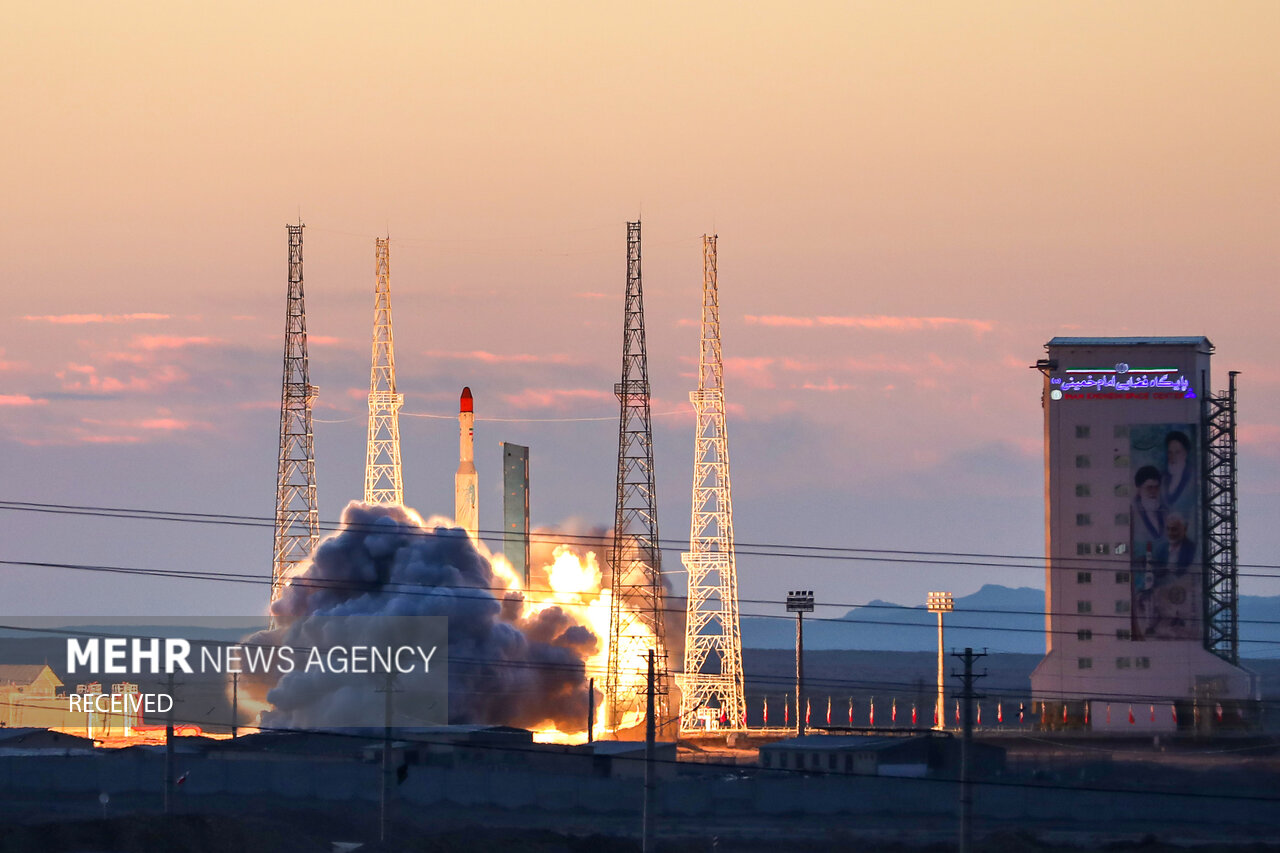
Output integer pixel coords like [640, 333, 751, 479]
[805, 698, 811, 726]
[1171, 705, 1178, 724]
[955, 700, 960, 724]
[1150, 705, 1155, 723]
[826, 696, 831, 727]
[848, 697, 853, 726]
[1084, 703, 1089, 725]
[1106, 705, 1111, 724]
[997, 702, 1003, 724]
[911, 704, 918, 726]
[1216, 703, 1224, 721]
[1062, 703, 1067, 723]
[892, 699, 897, 725]
[175, 771, 189, 787]
[976, 703, 981, 726]
[1019, 703, 1025, 724]
[933, 705, 938, 726]
[1128, 706, 1135, 724]
[763, 696, 768, 726]
[869, 697, 875, 727]
[785, 696, 790, 726]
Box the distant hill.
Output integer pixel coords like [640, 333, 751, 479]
[742, 584, 1280, 658]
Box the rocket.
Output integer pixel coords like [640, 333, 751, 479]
[455, 387, 478, 540]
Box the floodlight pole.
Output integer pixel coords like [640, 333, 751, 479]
[787, 590, 815, 736]
[928, 591, 954, 730]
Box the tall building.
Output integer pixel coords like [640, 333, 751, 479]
[1030, 337, 1256, 731]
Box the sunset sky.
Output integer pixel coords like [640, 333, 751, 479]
[2, 2, 1277, 628]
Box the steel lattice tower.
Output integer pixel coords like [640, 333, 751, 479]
[272, 223, 319, 610]
[364, 237, 405, 505]
[678, 235, 746, 733]
[605, 220, 670, 733]
[1203, 371, 1240, 665]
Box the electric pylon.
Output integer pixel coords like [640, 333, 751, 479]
[364, 237, 405, 505]
[272, 223, 319, 612]
[678, 234, 746, 733]
[605, 220, 670, 734]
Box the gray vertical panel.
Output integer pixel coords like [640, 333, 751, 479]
[502, 443, 530, 585]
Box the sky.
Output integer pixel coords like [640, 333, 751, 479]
[1, 2, 1278, 629]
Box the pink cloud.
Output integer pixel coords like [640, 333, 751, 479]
[424, 349, 578, 365]
[0, 394, 48, 406]
[21, 313, 170, 325]
[744, 314, 993, 334]
[130, 335, 221, 351]
[308, 335, 347, 346]
[500, 388, 614, 410]
[1239, 424, 1280, 451]
[138, 417, 199, 431]
[723, 356, 777, 389]
[799, 380, 852, 392]
[575, 292, 610, 300]
[744, 315, 815, 327]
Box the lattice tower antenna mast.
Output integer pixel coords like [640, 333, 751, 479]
[605, 220, 670, 733]
[272, 223, 319, 611]
[678, 234, 747, 733]
[364, 237, 405, 505]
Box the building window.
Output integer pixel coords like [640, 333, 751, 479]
[1076, 483, 1091, 497]
[1115, 543, 1129, 556]
[1077, 571, 1092, 584]
[844, 754, 853, 772]
[1115, 571, 1131, 584]
[1114, 454, 1130, 467]
[1094, 544, 1111, 555]
[828, 754, 837, 770]
[1077, 543, 1092, 555]
[1136, 657, 1151, 669]
[1115, 513, 1130, 526]
[1076, 425, 1091, 439]
[1076, 513, 1092, 526]
[1116, 657, 1132, 669]
[1078, 658, 1093, 670]
[1077, 601, 1092, 613]
[1116, 600, 1131, 613]
[1077, 629, 1093, 641]
[1114, 484, 1130, 497]
[1114, 425, 1130, 438]
[1116, 628, 1132, 640]
[1076, 455, 1091, 469]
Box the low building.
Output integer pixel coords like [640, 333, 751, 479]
[758, 733, 1003, 779]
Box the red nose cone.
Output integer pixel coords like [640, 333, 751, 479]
[460, 386, 473, 413]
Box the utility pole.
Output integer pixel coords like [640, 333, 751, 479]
[587, 678, 595, 744]
[787, 591, 814, 736]
[643, 649, 656, 853]
[951, 647, 987, 853]
[164, 671, 175, 814]
[377, 671, 398, 843]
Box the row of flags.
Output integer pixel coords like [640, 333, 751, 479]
[760, 697, 1238, 727]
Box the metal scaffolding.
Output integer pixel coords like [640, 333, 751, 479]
[364, 237, 405, 506]
[678, 235, 747, 733]
[272, 223, 319, 611]
[1202, 371, 1240, 665]
[605, 220, 670, 734]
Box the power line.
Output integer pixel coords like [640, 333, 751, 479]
[3, 498, 1280, 577]
[3, 557, 1280, 646]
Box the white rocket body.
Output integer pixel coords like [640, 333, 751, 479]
[455, 387, 478, 540]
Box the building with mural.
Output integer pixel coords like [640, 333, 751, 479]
[1029, 337, 1257, 732]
